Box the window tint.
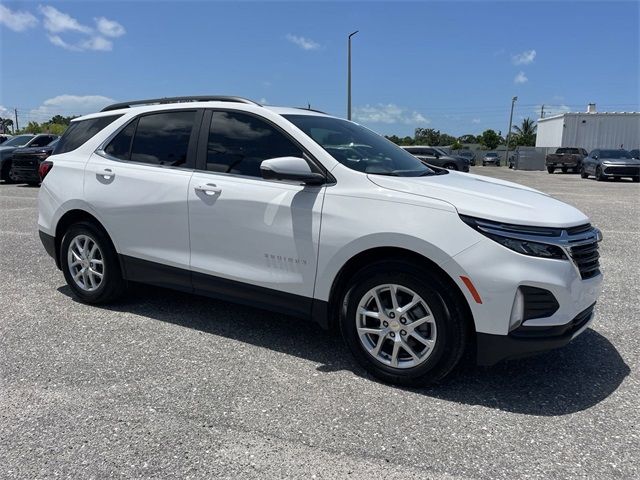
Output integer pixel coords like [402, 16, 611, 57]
[54, 115, 122, 155]
[129, 111, 195, 166]
[30, 136, 55, 147]
[207, 111, 303, 177]
[105, 119, 137, 160]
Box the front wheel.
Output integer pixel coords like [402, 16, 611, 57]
[443, 163, 458, 170]
[60, 221, 126, 304]
[547, 166, 555, 174]
[339, 261, 468, 386]
[596, 166, 605, 181]
[561, 167, 568, 173]
[580, 167, 588, 179]
[633, 176, 640, 183]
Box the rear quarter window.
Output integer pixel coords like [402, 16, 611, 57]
[54, 114, 123, 155]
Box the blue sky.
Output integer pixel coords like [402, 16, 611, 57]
[1, 1, 638, 137]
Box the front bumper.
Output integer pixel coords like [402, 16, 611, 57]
[476, 302, 595, 365]
[602, 165, 640, 177]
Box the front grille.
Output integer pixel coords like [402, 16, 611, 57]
[603, 166, 640, 176]
[569, 241, 600, 279]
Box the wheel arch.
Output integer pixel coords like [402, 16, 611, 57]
[323, 246, 476, 338]
[53, 209, 118, 269]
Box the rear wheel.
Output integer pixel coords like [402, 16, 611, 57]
[339, 261, 468, 386]
[561, 167, 568, 173]
[633, 176, 640, 183]
[547, 166, 555, 174]
[60, 221, 126, 304]
[1, 161, 16, 184]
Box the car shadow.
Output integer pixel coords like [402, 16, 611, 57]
[57, 283, 629, 417]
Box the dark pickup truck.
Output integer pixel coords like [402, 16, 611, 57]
[546, 147, 588, 174]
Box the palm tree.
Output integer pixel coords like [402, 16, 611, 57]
[511, 118, 537, 146]
[0, 117, 13, 134]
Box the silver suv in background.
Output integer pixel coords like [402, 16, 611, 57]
[482, 152, 501, 166]
[401, 146, 469, 172]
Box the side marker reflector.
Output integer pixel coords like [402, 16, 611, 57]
[460, 276, 482, 304]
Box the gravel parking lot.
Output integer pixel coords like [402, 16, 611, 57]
[1, 167, 638, 479]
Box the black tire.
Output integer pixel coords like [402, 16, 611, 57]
[633, 176, 640, 183]
[580, 167, 588, 179]
[60, 221, 126, 304]
[482, 162, 486, 166]
[561, 167, 568, 173]
[339, 260, 469, 387]
[443, 163, 458, 170]
[595, 166, 605, 182]
[27, 181, 40, 187]
[547, 166, 555, 174]
[1, 160, 16, 184]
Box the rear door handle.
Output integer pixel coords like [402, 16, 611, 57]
[98, 168, 115, 179]
[194, 183, 222, 196]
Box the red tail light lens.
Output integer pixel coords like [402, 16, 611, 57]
[39, 161, 54, 182]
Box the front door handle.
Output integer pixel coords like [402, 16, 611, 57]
[98, 168, 115, 179]
[194, 183, 222, 196]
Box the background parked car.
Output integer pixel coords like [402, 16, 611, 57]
[401, 146, 469, 171]
[545, 147, 588, 174]
[482, 152, 500, 166]
[581, 149, 640, 182]
[0, 134, 57, 183]
[0, 134, 12, 145]
[629, 149, 640, 159]
[9, 138, 59, 185]
[457, 150, 476, 166]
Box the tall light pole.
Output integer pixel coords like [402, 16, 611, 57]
[504, 96, 517, 167]
[347, 30, 359, 120]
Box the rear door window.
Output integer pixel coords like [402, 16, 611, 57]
[130, 111, 196, 167]
[54, 115, 122, 155]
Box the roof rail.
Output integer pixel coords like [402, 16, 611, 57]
[100, 96, 262, 112]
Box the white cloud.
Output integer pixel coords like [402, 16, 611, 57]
[472, 118, 481, 124]
[0, 105, 11, 117]
[514, 71, 528, 84]
[0, 5, 38, 32]
[81, 36, 113, 51]
[29, 95, 116, 120]
[259, 98, 269, 105]
[286, 34, 320, 51]
[39, 5, 91, 34]
[512, 49, 536, 65]
[354, 104, 429, 125]
[95, 16, 125, 38]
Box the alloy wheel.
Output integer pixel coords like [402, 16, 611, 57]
[355, 284, 437, 369]
[67, 234, 104, 292]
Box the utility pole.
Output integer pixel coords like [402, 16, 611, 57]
[347, 30, 359, 120]
[540, 104, 545, 118]
[14, 108, 19, 133]
[504, 96, 517, 168]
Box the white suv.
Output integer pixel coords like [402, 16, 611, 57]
[38, 96, 603, 386]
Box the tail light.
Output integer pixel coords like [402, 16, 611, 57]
[39, 161, 54, 182]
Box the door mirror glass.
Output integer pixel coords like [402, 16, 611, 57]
[260, 156, 325, 185]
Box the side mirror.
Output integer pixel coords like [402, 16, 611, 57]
[592, 155, 598, 160]
[260, 157, 325, 185]
[434, 152, 441, 158]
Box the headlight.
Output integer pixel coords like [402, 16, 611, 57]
[460, 215, 567, 260]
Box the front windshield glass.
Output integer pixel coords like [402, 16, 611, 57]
[600, 149, 631, 159]
[487, 152, 498, 157]
[3, 135, 33, 147]
[284, 114, 435, 176]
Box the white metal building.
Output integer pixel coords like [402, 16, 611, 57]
[536, 104, 639, 151]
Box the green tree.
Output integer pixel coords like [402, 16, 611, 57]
[450, 140, 463, 150]
[41, 123, 68, 135]
[23, 121, 43, 134]
[512, 117, 537, 146]
[438, 133, 457, 146]
[415, 128, 440, 146]
[458, 134, 478, 144]
[479, 129, 501, 150]
[48, 115, 75, 126]
[0, 117, 13, 134]
[385, 135, 401, 145]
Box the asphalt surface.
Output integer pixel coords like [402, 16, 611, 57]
[1, 167, 638, 479]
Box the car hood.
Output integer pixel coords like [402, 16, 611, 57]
[14, 146, 53, 155]
[368, 171, 589, 227]
[601, 158, 640, 165]
[0, 146, 18, 152]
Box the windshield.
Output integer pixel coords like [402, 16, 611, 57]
[459, 151, 473, 157]
[284, 115, 435, 176]
[2, 135, 33, 147]
[434, 148, 449, 156]
[600, 149, 632, 159]
[486, 152, 498, 157]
